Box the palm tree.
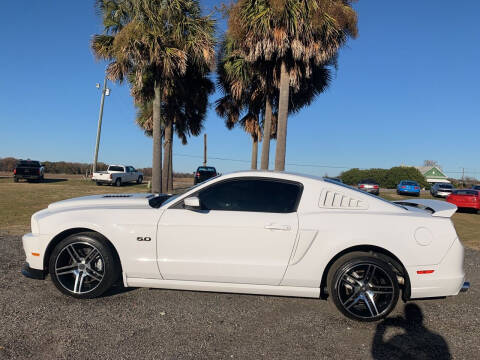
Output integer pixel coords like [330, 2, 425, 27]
[228, 0, 358, 170]
[216, 36, 270, 169]
[216, 33, 333, 170]
[135, 64, 214, 192]
[92, 0, 215, 193]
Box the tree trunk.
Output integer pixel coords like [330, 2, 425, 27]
[260, 97, 272, 170]
[168, 133, 173, 193]
[274, 61, 290, 171]
[162, 118, 173, 193]
[152, 82, 162, 193]
[251, 137, 258, 170]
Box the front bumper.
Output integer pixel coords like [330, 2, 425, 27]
[21, 263, 45, 280]
[22, 233, 50, 271]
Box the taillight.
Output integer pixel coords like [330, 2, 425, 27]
[110, 174, 112, 179]
[196, 172, 200, 177]
[373, 185, 379, 189]
[13, 169, 16, 174]
[401, 186, 406, 189]
[38, 168, 41, 175]
[414, 186, 419, 190]
[359, 184, 364, 188]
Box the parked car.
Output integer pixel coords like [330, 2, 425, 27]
[92, 165, 143, 186]
[471, 185, 480, 190]
[447, 190, 480, 212]
[13, 160, 45, 182]
[21, 171, 468, 322]
[430, 183, 455, 198]
[358, 179, 380, 195]
[397, 180, 421, 197]
[193, 166, 217, 185]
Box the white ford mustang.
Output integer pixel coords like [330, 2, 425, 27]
[22, 171, 469, 321]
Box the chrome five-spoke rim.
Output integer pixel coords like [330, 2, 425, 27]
[336, 263, 395, 319]
[55, 242, 105, 294]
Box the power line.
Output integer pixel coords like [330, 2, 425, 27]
[173, 152, 480, 174]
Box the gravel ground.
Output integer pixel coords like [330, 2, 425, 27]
[0, 234, 478, 360]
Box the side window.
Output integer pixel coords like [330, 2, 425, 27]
[198, 179, 302, 213]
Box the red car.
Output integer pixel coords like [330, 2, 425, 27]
[447, 190, 480, 212]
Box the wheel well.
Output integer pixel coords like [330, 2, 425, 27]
[319, 245, 411, 301]
[43, 228, 122, 274]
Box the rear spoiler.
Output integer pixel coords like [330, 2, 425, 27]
[393, 199, 457, 218]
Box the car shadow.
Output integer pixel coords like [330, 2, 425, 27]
[371, 303, 451, 359]
[99, 284, 137, 298]
[41, 178, 68, 183]
[456, 208, 479, 215]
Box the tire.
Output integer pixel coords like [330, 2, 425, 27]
[115, 178, 122, 187]
[39, 175, 44, 182]
[96, 182, 102, 186]
[13, 177, 18, 183]
[49, 232, 119, 299]
[327, 252, 399, 322]
[137, 176, 143, 184]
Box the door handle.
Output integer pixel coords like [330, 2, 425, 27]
[264, 224, 291, 231]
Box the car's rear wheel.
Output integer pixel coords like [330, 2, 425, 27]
[328, 253, 399, 322]
[137, 176, 143, 184]
[115, 178, 122, 187]
[96, 181, 102, 186]
[13, 177, 18, 183]
[49, 233, 119, 299]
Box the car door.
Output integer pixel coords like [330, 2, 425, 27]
[125, 166, 134, 182]
[156, 178, 302, 285]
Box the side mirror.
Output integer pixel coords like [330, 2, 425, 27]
[184, 196, 200, 210]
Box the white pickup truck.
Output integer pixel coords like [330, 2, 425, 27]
[92, 165, 143, 186]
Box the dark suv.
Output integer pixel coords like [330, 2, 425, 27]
[194, 166, 217, 185]
[13, 160, 45, 182]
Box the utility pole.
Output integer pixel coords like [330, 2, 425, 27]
[203, 133, 207, 166]
[92, 76, 109, 173]
[462, 167, 465, 186]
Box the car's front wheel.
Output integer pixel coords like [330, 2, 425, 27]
[49, 232, 119, 299]
[137, 176, 143, 184]
[328, 253, 399, 322]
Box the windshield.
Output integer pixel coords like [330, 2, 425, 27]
[151, 175, 220, 208]
[17, 160, 40, 167]
[109, 166, 124, 172]
[438, 184, 453, 189]
[402, 181, 418, 186]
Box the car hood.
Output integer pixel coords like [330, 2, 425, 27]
[47, 193, 155, 211]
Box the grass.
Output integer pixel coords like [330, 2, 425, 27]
[0, 178, 478, 250]
[0, 174, 192, 235]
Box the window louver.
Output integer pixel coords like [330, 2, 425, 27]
[319, 189, 368, 210]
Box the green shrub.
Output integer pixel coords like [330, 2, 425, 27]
[340, 166, 427, 189]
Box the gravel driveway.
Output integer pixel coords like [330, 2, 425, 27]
[1, 234, 478, 359]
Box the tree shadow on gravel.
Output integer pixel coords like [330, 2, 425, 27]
[372, 303, 451, 360]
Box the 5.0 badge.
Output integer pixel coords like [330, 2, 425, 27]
[136, 236, 151, 241]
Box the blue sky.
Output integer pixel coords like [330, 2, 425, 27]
[0, 1, 478, 178]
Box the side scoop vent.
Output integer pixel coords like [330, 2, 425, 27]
[319, 189, 368, 210]
[102, 194, 132, 198]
